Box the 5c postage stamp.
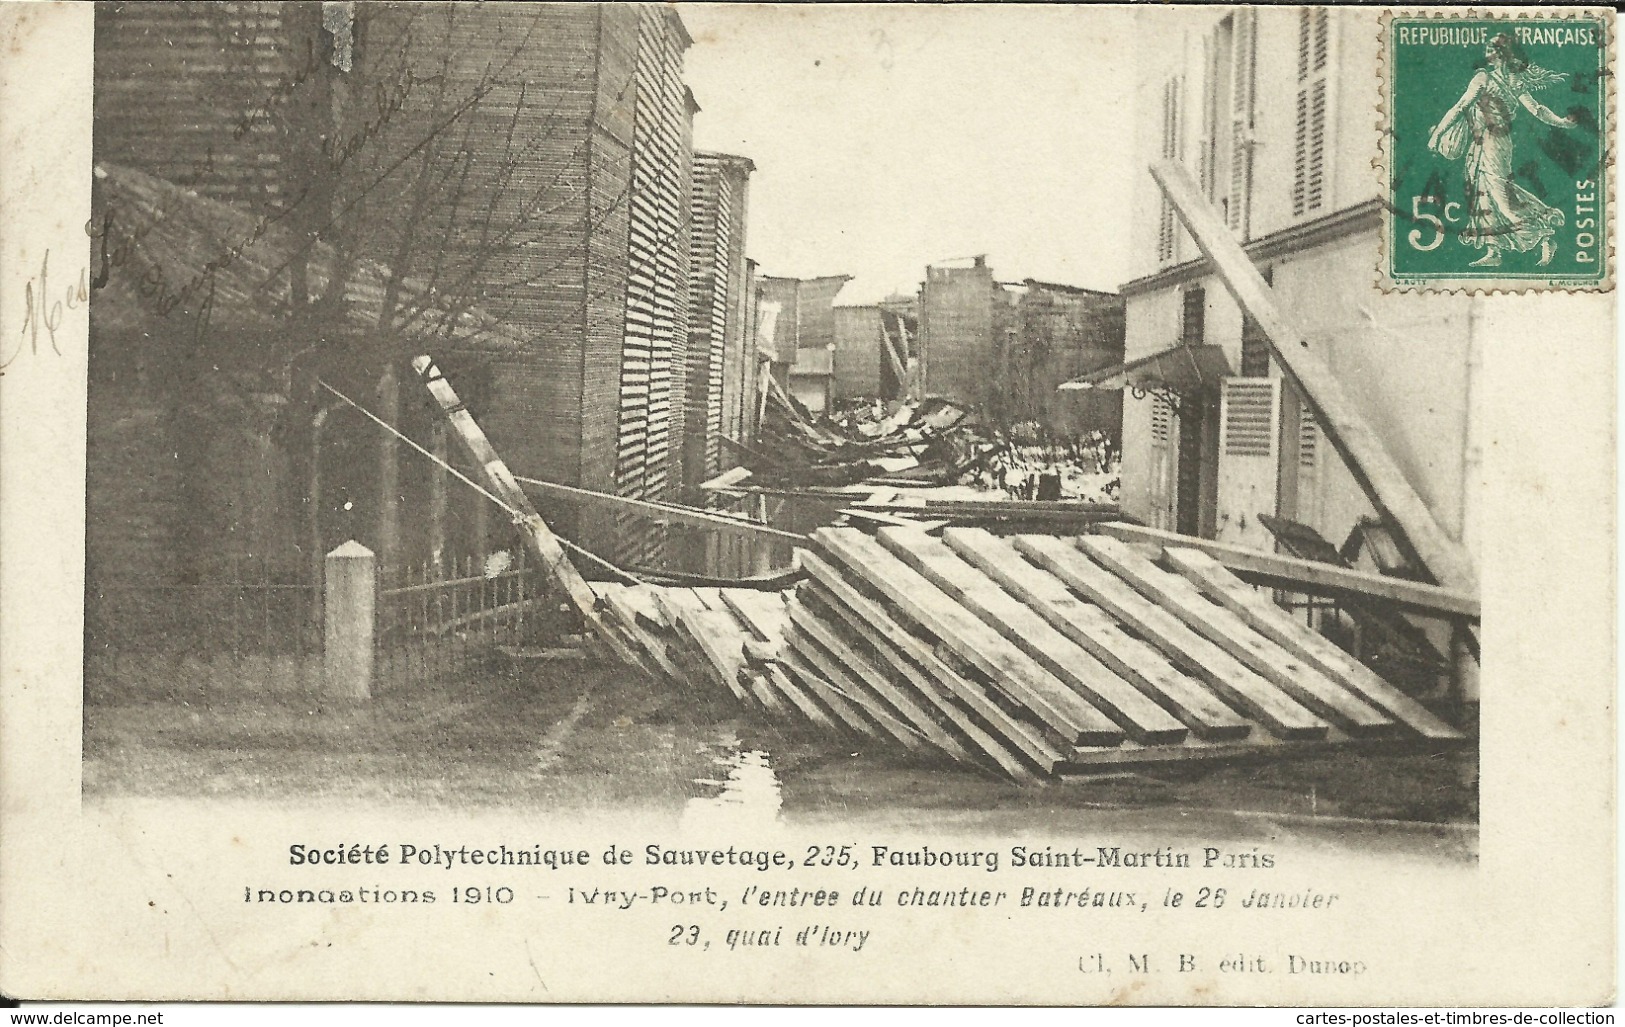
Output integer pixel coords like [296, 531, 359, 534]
[1383, 11, 1612, 291]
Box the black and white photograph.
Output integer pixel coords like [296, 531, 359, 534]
[0, 0, 1614, 1009]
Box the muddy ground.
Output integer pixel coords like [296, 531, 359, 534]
[84, 653, 1477, 859]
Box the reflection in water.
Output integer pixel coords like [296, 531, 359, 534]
[681, 745, 783, 831]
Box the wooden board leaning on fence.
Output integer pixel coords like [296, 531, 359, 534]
[411, 355, 639, 667]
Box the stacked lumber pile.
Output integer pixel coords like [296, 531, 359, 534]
[593, 527, 1467, 784]
[777, 527, 1464, 780]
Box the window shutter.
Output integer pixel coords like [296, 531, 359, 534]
[1239, 266, 1272, 377]
[1297, 412, 1320, 524]
[1228, 8, 1257, 235]
[1220, 378, 1279, 459]
[1181, 286, 1206, 347]
[1149, 395, 1172, 529]
[1150, 394, 1172, 450]
[1158, 76, 1182, 265]
[1199, 36, 1217, 200]
[1216, 377, 1282, 547]
[1293, 8, 1335, 218]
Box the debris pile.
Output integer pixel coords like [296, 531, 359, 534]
[740, 377, 988, 489]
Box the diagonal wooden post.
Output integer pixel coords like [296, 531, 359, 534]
[411, 354, 638, 666]
[880, 319, 909, 401]
[1150, 159, 1478, 593]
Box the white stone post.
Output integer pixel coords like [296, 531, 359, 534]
[324, 540, 374, 700]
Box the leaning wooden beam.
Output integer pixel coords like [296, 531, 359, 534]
[776, 651, 887, 740]
[1094, 522, 1479, 621]
[412, 355, 636, 666]
[1160, 547, 1464, 741]
[1151, 159, 1479, 594]
[514, 474, 805, 544]
[796, 587, 1036, 782]
[880, 320, 910, 398]
[787, 598, 975, 761]
[760, 664, 845, 735]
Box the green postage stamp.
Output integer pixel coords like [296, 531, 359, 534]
[1384, 11, 1612, 291]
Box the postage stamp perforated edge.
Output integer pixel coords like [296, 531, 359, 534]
[1376, 7, 1616, 295]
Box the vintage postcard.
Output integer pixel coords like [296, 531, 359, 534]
[0, 1, 1615, 1008]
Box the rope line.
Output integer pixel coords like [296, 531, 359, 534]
[316, 378, 644, 587]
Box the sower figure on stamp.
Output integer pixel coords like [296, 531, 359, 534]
[1428, 32, 1578, 267]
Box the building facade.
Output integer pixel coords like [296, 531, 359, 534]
[1119, 6, 1485, 577]
[996, 280, 1125, 434]
[757, 274, 851, 415]
[917, 256, 995, 408]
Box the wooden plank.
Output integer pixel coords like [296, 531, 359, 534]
[876, 528, 1188, 745]
[599, 588, 693, 689]
[798, 558, 1063, 775]
[785, 623, 932, 753]
[787, 599, 975, 761]
[761, 664, 845, 736]
[1161, 547, 1465, 741]
[1079, 536, 1395, 737]
[588, 584, 663, 682]
[1150, 160, 1478, 593]
[880, 320, 910, 396]
[411, 356, 637, 666]
[1093, 522, 1479, 621]
[841, 508, 951, 532]
[940, 528, 1250, 741]
[699, 466, 753, 490]
[716, 589, 790, 645]
[514, 473, 804, 543]
[1013, 535, 1327, 741]
[812, 528, 1124, 747]
[690, 586, 728, 611]
[796, 587, 1036, 781]
[776, 650, 887, 741]
[673, 607, 782, 714]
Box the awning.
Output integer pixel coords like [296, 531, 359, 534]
[1058, 343, 1233, 393]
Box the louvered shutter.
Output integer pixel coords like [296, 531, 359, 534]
[1216, 377, 1281, 547]
[1292, 8, 1334, 218]
[1157, 76, 1182, 265]
[1148, 395, 1173, 530]
[1296, 412, 1321, 525]
[1199, 37, 1217, 200]
[1229, 8, 1258, 235]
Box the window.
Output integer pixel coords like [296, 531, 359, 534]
[1293, 8, 1334, 218]
[1199, 17, 1233, 204]
[1201, 12, 1257, 237]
